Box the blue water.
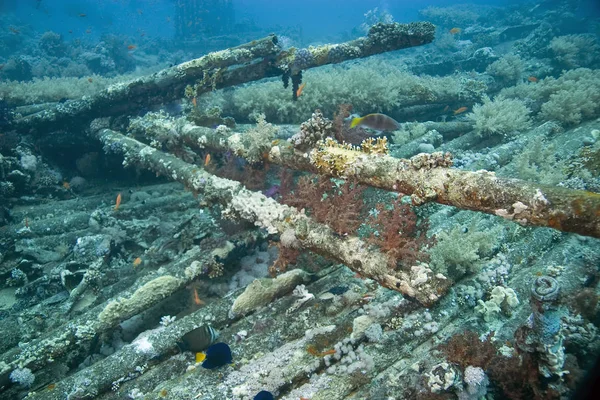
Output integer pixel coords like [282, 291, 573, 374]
[6, 0, 541, 43]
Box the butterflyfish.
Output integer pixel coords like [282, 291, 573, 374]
[178, 325, 219, 353]
[350, 113, 400, 132]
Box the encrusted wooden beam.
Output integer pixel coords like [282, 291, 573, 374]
[11, 22, 435, 135]
[94, 123, 450, 307]
[172, 118, 600, 239]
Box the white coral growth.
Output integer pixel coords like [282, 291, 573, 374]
[287, 284, 314, 313]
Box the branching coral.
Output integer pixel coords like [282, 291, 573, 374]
[549, 34, 600, 69]
[467, 95, 532, 138]
[485, 54, 523, 84]
[367, 199, 433, 269]
[280, 175, 366, 236]
[229, 113, 278, 164]
[428, 223, 499, 279]
[196, 58, 476, 124]
[500, 68, 600, 126]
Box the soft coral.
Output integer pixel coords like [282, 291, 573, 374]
[367, 199, 434, 269]
[280, 171, 366, 236]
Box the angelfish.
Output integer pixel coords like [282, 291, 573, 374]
[350, 113, 400, 132]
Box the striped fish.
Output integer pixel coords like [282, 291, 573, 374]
[178, 325, 219, 352]
[350, 113, 400, 132]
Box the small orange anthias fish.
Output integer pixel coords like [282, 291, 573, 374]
[133, 257, 142, 268]
[449, 27, 461, 34]
[528, 76, 538, 83]
[204, 153, 211, 167]
[193, 288, 205, 306]
[296, 82, 306, 98]
[127, 45, 137, 51]
[114, 193, 122, 211]
[62, 181, 70, 189]
[453, 106, 468, 115]
[192, 97, 197, 108]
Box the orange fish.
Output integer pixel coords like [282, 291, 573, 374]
[527, 76, 538, 83]
[296, 82, 306, 98]
[193, 288, 205, 305]
[114, 193, 122, 211]
[449, 27, 461, 34]
[453, 106, 468, 115]
[192, 97, 197, 108]
[127, 45, 136, 51]
[204, 153, 211, 167]
[133, 257, 142, 267]
[62, 181, 70, 189]
[79, 13, 87, 17]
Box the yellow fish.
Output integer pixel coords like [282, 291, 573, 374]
[195, 352, 206, 363]
[350, 113, 400, 132]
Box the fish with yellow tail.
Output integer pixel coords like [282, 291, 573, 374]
[350, 113, 401, 132]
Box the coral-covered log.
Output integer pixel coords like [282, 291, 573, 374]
[11, 35, 280, 134]
[94, 125, 449, 306]
[11, 22, 435, 134]
[175, 120, 600, 239]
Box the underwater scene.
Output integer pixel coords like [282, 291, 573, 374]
[1, 0, 600, 399]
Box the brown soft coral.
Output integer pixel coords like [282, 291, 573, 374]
[367, 199, 434, 269]
[280, 171, 366, 236]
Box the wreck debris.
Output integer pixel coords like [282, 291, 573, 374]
[10, 22, 435, 135]
[94, 126, 450, 306]
[173, 118, 600, 239]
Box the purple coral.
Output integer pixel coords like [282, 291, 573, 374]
[293, 48, 314, 71]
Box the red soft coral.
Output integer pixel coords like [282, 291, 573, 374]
[367, 199, 434, 269]
[279, 171, 366, 236]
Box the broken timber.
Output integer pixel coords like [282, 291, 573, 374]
[11, 22, 435, 134]
[172, 122, 600, 239]
[94, 124, 450, 307]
